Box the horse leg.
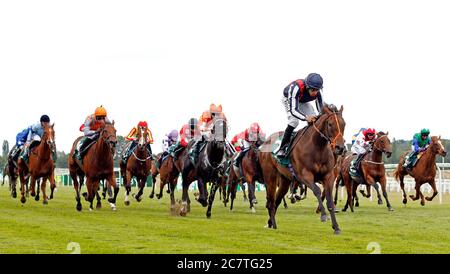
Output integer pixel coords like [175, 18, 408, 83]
[343, 180, 353, 212]
[149, 174, 156, 199]
[19, 171, 28, 204]
[85, 178, 95, 211]
[41, 177, 49, 205]
[372, 182, 383, 205]
[248, 181, 257, 213]
[323, 174, 341, 235]
[425, 179, 438, 202]
[49, 172, 56, 200]
[95, 189, 102, 209]
[409, 182, 420, 201]
[399, 174, 407, 205]
[264, 172, 278, 229]
[169, 179, 177, 213]
[180, 179, 190, 217]
[34, 178, 41, 201]
[156, 180, 165, 199]
[241, 182, 248, 202]
[107, 178, 119, 211]
[124, 171, 131, 206]
[282, 197, 288, 209]
[274, 177, 290, 213]
[134, 179, 145, 202]
[379, 176, 393, 211]
[418, 184, 425, 206]
[310, 182, 327, 222]
[196, 178, 208, 207]
[206, 183, 219, 218]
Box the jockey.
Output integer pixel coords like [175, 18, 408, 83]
[350, 128, 377, 174]
[158, 129, 179, 166]
[10, 115, 51, 162]
[233, 123, 266, 167]
[276, 73, 324, 158]
[403, 128, 431, 169]
[122, 121, 154, 163]
[231, 131, 246, 152]
[172, 118, 200, 161]
[73, 106, 111, 161]
[190, 104, 233, 161]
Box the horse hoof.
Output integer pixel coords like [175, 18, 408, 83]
[30, 192, 36, 197]
[355, 203, 359, 207]
[124, 201, 130, 206]
[320, 215, 328, 222]
[180, 210, 187, 217]
[20, 197, 26, 204]
[334, 229, 341, 235]
[378, 200, 383, 205]
[388, 207, 394, 211]
[402, 199, 407, 205]
[96, 203, 102, 209]
[243, 198, 248, 203]
[156, 195, 162, 200]
[35, 196, 40, 202]
[149, 194, 154, 199]
[76, 205, 82, 211]
[206, 212, 211, 219]
[290, 198, 296, 204]
[108, 198, 114, 203]
[109, 203, 117, 211]
[252, 199, 258, 204]
[421, 202, 425, 206]
[251, 207, 256, 214]
[12, 193, 17, 199]
[43, 200, 48, 205]
[334, 208, 340, 213]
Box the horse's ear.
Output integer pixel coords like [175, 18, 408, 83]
[439, 135, 441, 140]
[218, 104, 222, 112]
[112, 120, 115, 126]
[51, 123, 55, 129]
[339, 105, 344, 112]
[386, 131, 389, 136]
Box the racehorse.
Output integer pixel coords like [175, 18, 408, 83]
[17, 124, 56, 205]
[68, 121, 119, 211]
[337, 131, 393, 212]
[149, 153, 162, 199]
[120, 125, 153, 206]
[393, 136, 446, 206]
[180, 116, 228, 218]
[259, 104, 346, 234]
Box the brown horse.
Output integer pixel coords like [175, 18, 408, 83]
[17, 124, 56, 205]
[259, 105, 346, 234]
[338, 132, 393, 212]
[393, 136, 447, 206]
[120, 126, 153, 205]
[68, 122, 119, 211]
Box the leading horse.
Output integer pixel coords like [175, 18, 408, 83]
[259, 104, 346, 234]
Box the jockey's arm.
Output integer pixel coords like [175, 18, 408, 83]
[83, 117, 97, 136]
[315, 92, 324, 114]
[412, 137, 421, 153]
[288, 84, 307, 121]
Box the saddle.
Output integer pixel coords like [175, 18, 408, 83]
[271, 126, 309, 167]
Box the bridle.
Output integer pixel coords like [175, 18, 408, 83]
[312, 111, 343, 150]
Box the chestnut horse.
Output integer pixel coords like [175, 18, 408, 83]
[120, 126, 153, 205]
[393, 136, 447, 206]
[259, 105, 346, 234]
[338, 132, 393, 212]
[180, 117, 227, 218]
[17, 124, 56, 205]
[68, 122, 119, 211]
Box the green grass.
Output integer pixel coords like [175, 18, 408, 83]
[1, 183, 450, 254]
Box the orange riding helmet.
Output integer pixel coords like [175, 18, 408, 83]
[95, 105, 107, 117]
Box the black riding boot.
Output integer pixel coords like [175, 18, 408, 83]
[75, 138, 93, 160]
[146, 143, 153, 159]
[276, 125, 295, 158]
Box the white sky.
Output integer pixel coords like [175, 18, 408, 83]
[1, 0, 449, 153]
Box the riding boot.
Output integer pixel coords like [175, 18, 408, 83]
[233, 151, 242, 167]
[276, 125, 295, 158]
[123, 141, 137, 162]
[77, 137, 93, 160]
[172, 143, 183, 161]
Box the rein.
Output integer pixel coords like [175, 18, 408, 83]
[312, 112, 343, 149]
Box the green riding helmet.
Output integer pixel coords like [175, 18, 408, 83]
[420, 128, 430, 135]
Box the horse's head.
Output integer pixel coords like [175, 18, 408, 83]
[316, 104, 346, 155]
[137, 125, 148, 149]
[210, 116, 227, 144]
[374, 131, 392, 158]
[100, 121, 117, 155]
[42, 123, 56, 154]
[431, 136, 447, 157]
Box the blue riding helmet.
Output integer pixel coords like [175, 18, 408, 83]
[305, 73, 323, 90]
